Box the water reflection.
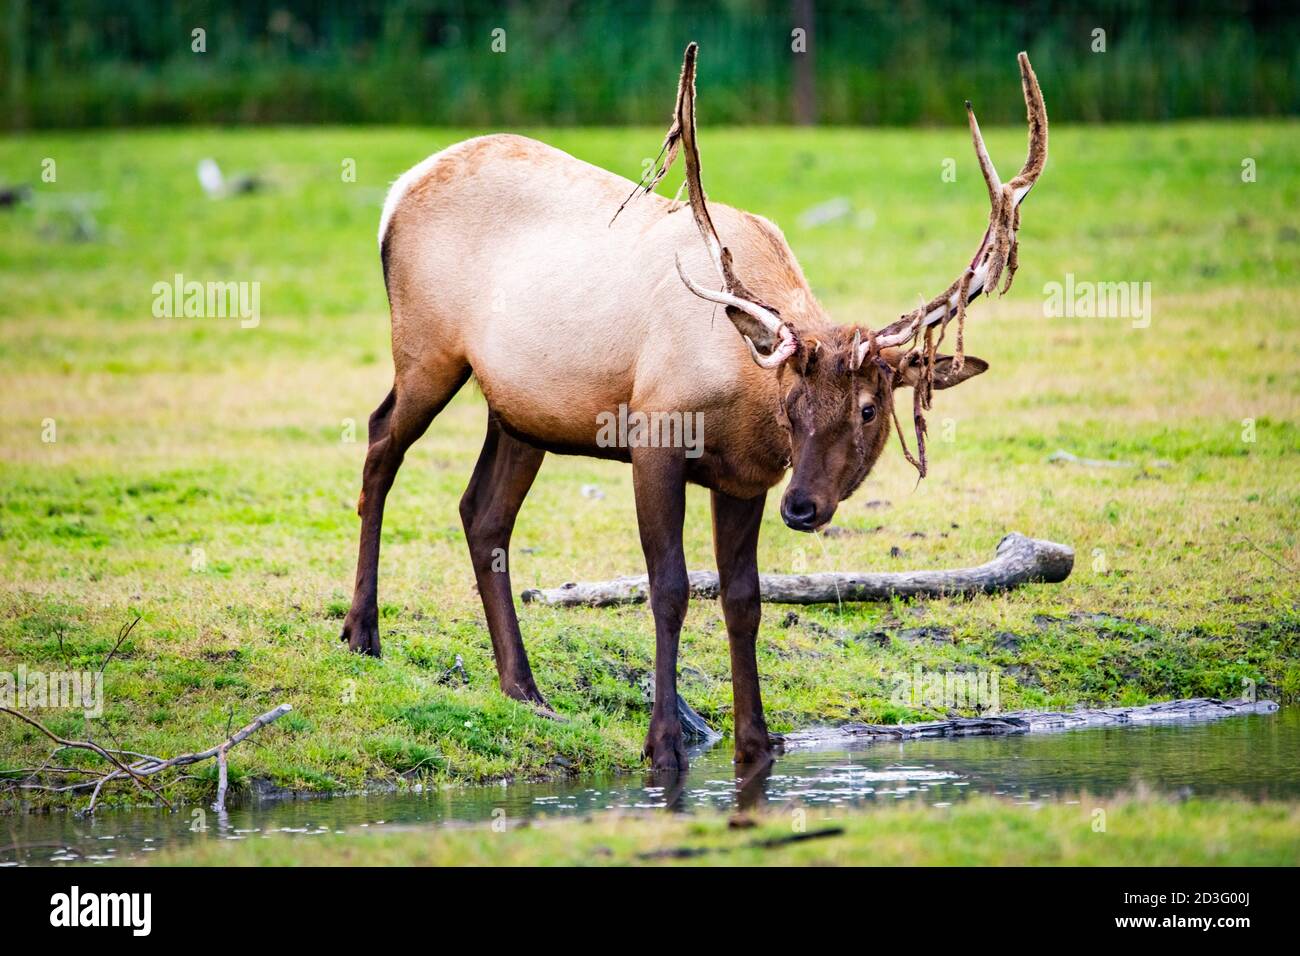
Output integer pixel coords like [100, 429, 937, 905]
[4, 709, 1295, 866]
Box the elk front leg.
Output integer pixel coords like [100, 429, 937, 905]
[631, 446, 689, 773]
[711, 489, 773, 766]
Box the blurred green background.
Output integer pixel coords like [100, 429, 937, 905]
[5, 0, 1298, 130]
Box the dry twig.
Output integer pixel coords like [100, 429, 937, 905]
[1, 703, 291, 814]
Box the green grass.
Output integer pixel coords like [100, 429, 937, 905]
[1, 122, 1298, 810]
[142, 796, 1300, 866]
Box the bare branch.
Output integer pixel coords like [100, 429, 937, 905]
[1, 703, 292, 814]
[214, 747, 230, 813]
[99, 613, 141, 676]
[0, 706, 170, 809]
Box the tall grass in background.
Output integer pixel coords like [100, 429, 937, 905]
[4, 0, 1298, 129]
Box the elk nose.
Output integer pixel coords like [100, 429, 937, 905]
[781, 492, 818, 532]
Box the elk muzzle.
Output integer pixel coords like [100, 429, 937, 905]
[779, 483, 836, 532]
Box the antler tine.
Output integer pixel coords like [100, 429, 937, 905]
[674, 44, 728, 290]
[864, 52, 1048, 357]
[668, 43, 798, 368]
[968, 99, 1001, 204]
[675, 253, 786, 349]
[1008, 51, 1048, 195]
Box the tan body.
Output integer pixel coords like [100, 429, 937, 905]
[382, 133, 814, 498]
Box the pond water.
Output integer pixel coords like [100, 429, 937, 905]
[4, 708, 1296, 866]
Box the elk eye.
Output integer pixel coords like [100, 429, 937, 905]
[861, 404, 877, 424]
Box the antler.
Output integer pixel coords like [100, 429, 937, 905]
[859, 52, 1048, 364]
[647, 43, 798, 369]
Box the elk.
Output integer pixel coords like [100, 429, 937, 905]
[341, 44, 1048, 771]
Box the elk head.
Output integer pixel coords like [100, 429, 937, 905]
[764, 332, 991, 531]
[645, 44, 1047, 531]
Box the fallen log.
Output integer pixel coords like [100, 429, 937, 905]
[780, 697, 1279, 750]
[521, 532, 1073, 608]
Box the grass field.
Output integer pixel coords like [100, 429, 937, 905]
[144, 796, 1300, 867]
[1, 121, 1298, 808]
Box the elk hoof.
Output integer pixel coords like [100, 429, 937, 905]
[516, 692, 563, 722]
[733, 742, 776, 767]
[733, 725, 774, 765]
[643, 725, 688, 773]
[503, 680, 555, 715]
[339, 612, 381, 657]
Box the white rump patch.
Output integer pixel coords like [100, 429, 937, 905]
[378, 136, 499, 247]
[378, 150, 447, 247]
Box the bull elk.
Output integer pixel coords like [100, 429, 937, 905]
[341, 44, 1048, 771]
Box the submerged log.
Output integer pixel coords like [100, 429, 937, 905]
[780, 697, 1279, 750]
[638, 675, 721, 744]
[521, 532, 1073, 608]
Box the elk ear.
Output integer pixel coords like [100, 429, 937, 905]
[884, 349, 989, 390]
[930, 354, 988, 390]
[724, 306, 779, 353]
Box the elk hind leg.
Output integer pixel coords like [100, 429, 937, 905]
[459, 416, 548, 706]
[341, 366, 468, 656]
